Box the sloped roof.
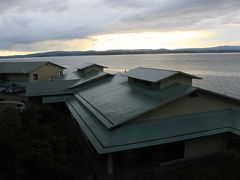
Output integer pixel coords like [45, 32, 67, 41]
[26, 80, 78, 96]
[74, 74, 197, 128]
[0, 61, 65, 74]
[123, 67, 201, 83]
[35, 66, 240, 154]
[75, 63, 107, 71]
[66, 96, 240, 154]
[68, 71, 112, 89]
[26, 72, 112, 97]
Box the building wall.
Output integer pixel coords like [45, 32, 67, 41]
[160, 74, 192, 89]
[29, 63, 63, 81]
[184, 134, 227, 159]
[136, 91, 240, 121]
[0, 73, 29, 81]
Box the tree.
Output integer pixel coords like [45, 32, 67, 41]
[0, 106, 90, 180]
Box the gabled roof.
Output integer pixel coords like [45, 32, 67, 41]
[0, 61, 65, 74]
[67, 96, 240, 154]
[75, 63, 107, 71]
[123, 67, 201, 83]
[74, 74, 197, 129]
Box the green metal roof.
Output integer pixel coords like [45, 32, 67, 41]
[66, 96, 240, 154]
[31, 67, 240, 155]
[0, 61, 65, 74]
[26, 80, 78, 97]
[68, 72, 112, 89]
[36, 70, 240, 155]
[123, 67, 201, 83]
[75, 74, 197, 128]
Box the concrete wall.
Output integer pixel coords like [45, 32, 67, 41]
[136, 90, 240, 121]
[29, 63, 63, 81]
[184, 134, 227, 159]
[160, 74, 192, 89]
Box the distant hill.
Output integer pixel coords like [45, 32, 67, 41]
[1, 46, 240, 59]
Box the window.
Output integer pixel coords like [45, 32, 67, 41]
[33, 74, 38, 80]
[189, 91, 199, 98]
[130, 78, 160, 89]
[58, 71, 63, 77]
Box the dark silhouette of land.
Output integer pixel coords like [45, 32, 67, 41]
[1, 45, 240, 59]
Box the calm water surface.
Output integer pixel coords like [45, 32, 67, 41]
[1, 53, 240, 99]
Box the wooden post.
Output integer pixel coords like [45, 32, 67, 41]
[107, 153, 114, 176]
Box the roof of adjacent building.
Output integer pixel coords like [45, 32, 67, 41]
[26, 71, 113, 97]
[123, 67, 201, 83]
[75, 63, 107, 71]
[68, 71, 112, 89]
[0, 61, 65, 74]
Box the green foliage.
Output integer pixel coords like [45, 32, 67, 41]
[0, 106, 87, 180]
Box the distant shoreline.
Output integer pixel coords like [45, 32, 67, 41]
[1, 45, 240, 59]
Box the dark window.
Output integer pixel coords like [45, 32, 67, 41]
[189, 91, 199, 98]
[130, 78, 160, 89]
[33, 74, 38, 80]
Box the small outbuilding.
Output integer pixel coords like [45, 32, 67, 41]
[0, 61, 65, 82]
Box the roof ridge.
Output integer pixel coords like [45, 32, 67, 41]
[138, 66, 179, 72]
[74, 93, 114, 129]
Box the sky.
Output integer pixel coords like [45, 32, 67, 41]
[0, 0, 240, 56]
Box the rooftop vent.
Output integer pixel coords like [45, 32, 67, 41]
[124, 67, 201, 89]
[75, 63, 107, 76]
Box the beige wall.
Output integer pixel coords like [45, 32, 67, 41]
[135, 91, 240, 121]
[0, 74, 29, 81]
[160, 74, 192, 89]
[29, 63, 63, 81]
[184, 134, 227, 159]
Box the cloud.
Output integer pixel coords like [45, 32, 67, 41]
[0, 0, 240, 52]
